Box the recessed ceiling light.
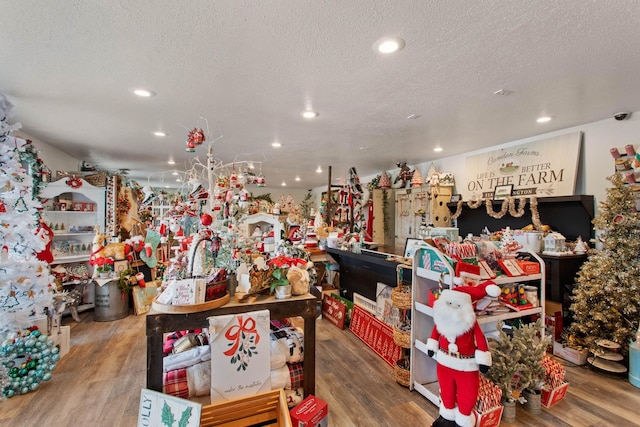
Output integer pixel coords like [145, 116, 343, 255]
[373, 37, 406, 54]
[300, 110, 319, 119]
[295, 176, 301, 182]
[167, 159, 175, 165]
[176, 178, 181, 182]
[407, 114, 421, 120]
[271, 141, 282, 148]
[131, 88, 156, 97]
[434, 146, 444, 153]
[316, 166, 323, 173]
[537, 116, 552, 123]
[248, 162, 255, 169]
[153, 131, 166, 137]
[281, 181, 287, 186]
[172, 171, 179, 176]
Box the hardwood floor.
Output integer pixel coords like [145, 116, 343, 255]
[1, 309, 639, 426]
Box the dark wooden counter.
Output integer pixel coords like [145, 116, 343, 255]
[146, 293, 317, 397]
[326, 248, 411, 301]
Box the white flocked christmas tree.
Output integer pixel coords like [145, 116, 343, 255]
[0, 94, 57, 398]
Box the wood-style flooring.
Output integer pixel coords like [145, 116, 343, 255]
[1, 308, 639, 426]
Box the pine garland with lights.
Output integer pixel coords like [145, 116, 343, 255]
[569, 173, 640, 356]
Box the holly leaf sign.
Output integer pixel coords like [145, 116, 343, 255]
[161, 401, 175, 426]
[178, 407, 193, 427]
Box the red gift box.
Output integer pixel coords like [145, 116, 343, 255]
[474, 405, 503, 427]
[541, 382, 569, 407]
[290, 395, 328, 427]
[517, 260, 540, 274]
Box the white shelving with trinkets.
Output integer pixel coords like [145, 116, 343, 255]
[409, 244, 545, 406]
[40, 178, 106, 313]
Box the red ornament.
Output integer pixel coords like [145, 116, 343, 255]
[186, 127, 206, 151]
[200, 213, 213, 226]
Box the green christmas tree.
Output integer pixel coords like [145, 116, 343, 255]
[485, 323, 528, 403]
[569, 172, 640, 356]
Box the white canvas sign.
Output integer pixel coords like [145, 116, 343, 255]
[208, 309, 271, 403]
[461, 132, 582, 200]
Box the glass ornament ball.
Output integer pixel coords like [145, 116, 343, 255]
[25, 339, 35, 348]
[38, 335, 48, 343]
[48, 363, 57, 372]
[3, 389, 15, 398]
[4, 360, 15, 368]
[42, 348, 50, 357]
[51, 346, 59, 354]
[20, 386, 29, 395]
[30, 382, 40, 391]
[42, 372, 52, 381]
[31, 330, 41, 338]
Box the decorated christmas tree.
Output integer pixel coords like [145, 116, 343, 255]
[0, 94, 57, 398]
[569, 172, 640, 356]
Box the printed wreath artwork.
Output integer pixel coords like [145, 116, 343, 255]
[65, 176, 83, 189]
[224, 315, 260, 372]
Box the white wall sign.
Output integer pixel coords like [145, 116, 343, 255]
[461, 132, 582, 200]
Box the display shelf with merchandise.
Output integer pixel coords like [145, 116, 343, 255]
[409, 244, 545, 407]
[40, 178, 106, 312]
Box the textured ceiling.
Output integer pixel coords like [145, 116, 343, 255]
[2, 1, 640, 191]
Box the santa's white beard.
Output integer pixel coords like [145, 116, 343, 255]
[433, 300, 476, 342]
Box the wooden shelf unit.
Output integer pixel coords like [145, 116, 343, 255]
[146, 293, 318, 398]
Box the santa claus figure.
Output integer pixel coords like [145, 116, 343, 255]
[427, 281, 501, 427]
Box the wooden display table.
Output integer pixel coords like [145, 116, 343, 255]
[145, 293, 317, 397]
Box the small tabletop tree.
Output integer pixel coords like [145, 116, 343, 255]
[485, 322, 529, 404]
[514, 319, 550, 395]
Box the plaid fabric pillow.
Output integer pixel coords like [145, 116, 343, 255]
[287, 362, 304, 390]
[163, 368, 189, 399]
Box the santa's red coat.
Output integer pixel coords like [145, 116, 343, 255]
[427, 321, 491, 371]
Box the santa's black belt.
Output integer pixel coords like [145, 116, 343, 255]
[439, 348, 474, 359]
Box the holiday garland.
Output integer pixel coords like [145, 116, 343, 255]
[450, 196, 542, 229]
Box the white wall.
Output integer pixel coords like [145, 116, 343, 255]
[21, 131, 314, 207]
[333, 110, 640, 213]
[25, 109, 640, 214]
[15, 131, 80, 175]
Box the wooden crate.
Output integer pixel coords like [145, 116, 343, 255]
[200, 389, 292, 427]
